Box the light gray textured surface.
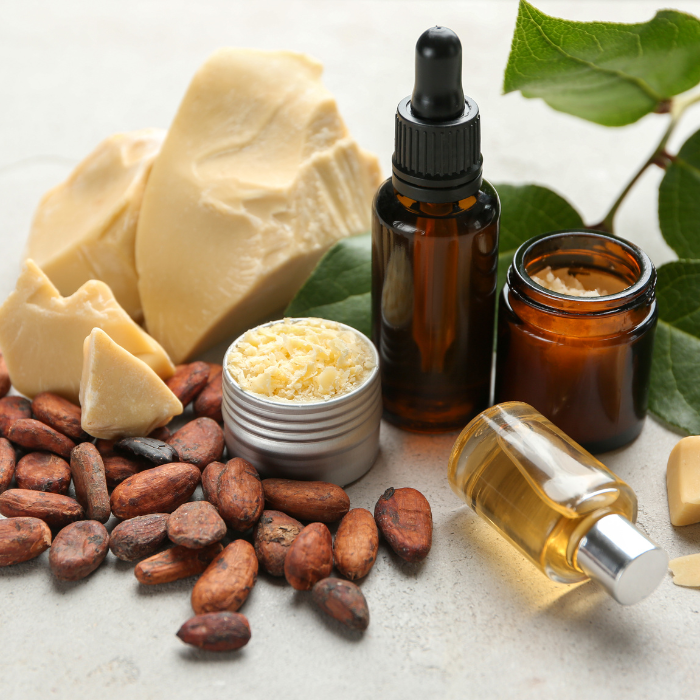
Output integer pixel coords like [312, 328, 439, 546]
[1, 1, 700, 698]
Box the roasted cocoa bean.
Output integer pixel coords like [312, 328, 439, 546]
[0, 396, 31, 438]
[0, 437, 16, 493]
[167, 418, 224, 470]
[191, 540, 258, 614]
[49, 520, 109, 581]
[135, 542, 222, 584]
[103, 455, 146, 489]
[177, 611, 251, 652]
[115, 436, 179, 465]
[110, 462, 200, 519]
[312, 578, 370, 631]
[253, 510, 303, 577]
[193, 364, 223, 423]
[8, 418, 76, 459]
[374, 487, 432, 563]
[70, 442, 110, 523]
[109, 513, 170, 561]
[218, 458, 264, 531]
[0, 516, 51, 566]
[148, 426, 171, 442]
[31, 392, 89, 442]
[95, 438, 117, 458]
[202, 461, 225, 508]
[15, 452, 71, 495]
[166, 362, 210, 407]
[333, 508, 379, 580]
[262, 478, 350, 523]
[167, 501, 226, 549]
[0, 353, 10, 399]
[284, 522, 333, 591]
[0, 489, 84, 528]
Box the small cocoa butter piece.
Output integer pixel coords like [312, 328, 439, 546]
[374, 487, 432, 563]
[166, 362, 210, 407]
[177, 611, 251, 652]
[0, 516, 51, 566]
[0, 437, 16, 493]
[167, 501, 226, 549]
[49, 520, 109, 581]
[167, 418, 224, 470]
[8, 418, 76, 459]
[109, 513, 170, 561]
[31, 392, 89, 442]
[218, 458, 264, 531]
[193, 364, 223, 423]
[191, 540, 258, 614]
[70, 442, 110, 523]
[262, 478, 350, 523]
[284, 522, 333, 590]
[312, 577, 370, 631]
[0, 396, 30, 438]
[15, 452, 71, 495]
[0, 489, 84, 528]
[333, 508, 378, 580]
[254, 510, 303, 577]
[135, 542, 222, 584]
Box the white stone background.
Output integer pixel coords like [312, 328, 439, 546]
[1, 1, 700, 698]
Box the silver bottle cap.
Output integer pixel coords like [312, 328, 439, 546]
[576, 514, 668, 605]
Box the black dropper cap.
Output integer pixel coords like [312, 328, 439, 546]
[392, 26, 482, 203]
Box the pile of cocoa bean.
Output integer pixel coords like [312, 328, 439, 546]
[0, 358, 433, 652]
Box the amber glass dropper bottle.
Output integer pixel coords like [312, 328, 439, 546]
[372, 26, 500, 432]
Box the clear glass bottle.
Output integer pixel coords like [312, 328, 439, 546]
[448, 402, 667, 604]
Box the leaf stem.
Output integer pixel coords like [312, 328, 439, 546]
[593, 90, 700, 234]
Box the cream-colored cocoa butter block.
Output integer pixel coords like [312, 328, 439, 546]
[0, 260, 174, 403]
[80, 329, 182, 439]
[669, 553, 700, 587]
[26, 129, 165, 321]
[667, 436, 700, 526]
[136, 48, 382, 363]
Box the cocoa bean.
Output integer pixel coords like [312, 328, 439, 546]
[193, 364, 223, 423]
[333, 508, 379, 580]
[311, 578, 370, 631]
[135, 542, 222, 584]
[167, 501, 226, 549]
[31, 392, 89, 442]
[284, 522, 333, 591]
[109, 513, 170, 561]
[202, 461, 225, 508]
[191, 540, 258, 614]
[103, 455, 146, 489]
[374, 487, 432, 563]
[253, 510, 303, 577]
[177, 611, 251, 652]
[0, 437, 16, 493]
[8, 418, 76, 459]
[0, 396, 31, 438]
[15, 452, 70, 495]
[167, 418, 224, 470]
[0, 516, 51, 566]
[95, 438, 117, 459]
[115, 436, 178, 465]
[110, 462, 200, 519]
[0, 353, 10, 399]
[0, 489, 84, 528]
[218, 458, 264, 531]
[48, 520, 109, 581]
[70, 442, 110, 523]
[262, 478, 350, 523]
[148, 426, 171, 442]
[166, 362, 210, 407]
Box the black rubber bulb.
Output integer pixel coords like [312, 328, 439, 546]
[411, 26, 465, 121]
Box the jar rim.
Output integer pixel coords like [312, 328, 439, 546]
[510, 230, 655, 314]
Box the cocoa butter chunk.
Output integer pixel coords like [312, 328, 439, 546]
[167, 501, 226, 549]
[312, 578, 370, 631]
[70, 443, 110, 523]
[374, 487, 432, 563]
[49, 520, 109, 581]
[0, 396, 32, 438]
[166, 362, 210, 406]
[177, 612, 251, 652]
[31, 392, 88, 441]
[8, 418, 75, 460]
[667, 436, 700, 526]
[109, 513, 170, 561]
[167, 417, 224, 469]
[669, 553, 700, 587]
[0, 517, 52, 566]
[0, 437, 16, 494]
[15, 452, 71, 495]
[0, 489, 84, 529]
[115, 436, 179, 465]
[262, 478, 350, 523]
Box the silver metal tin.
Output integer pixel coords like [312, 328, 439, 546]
[221, 319, 382, 486]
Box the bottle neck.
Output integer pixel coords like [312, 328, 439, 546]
[394, 189, 477, 217]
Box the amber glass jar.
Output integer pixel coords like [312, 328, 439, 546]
[495, 231, 656, 453]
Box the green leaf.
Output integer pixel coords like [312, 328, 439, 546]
[659, 128, 700, 258]
[495, 183, 584, 294]
[504, 1, 700, 126]
[284, 233, 372, 338]
[650, 260, 700, 434]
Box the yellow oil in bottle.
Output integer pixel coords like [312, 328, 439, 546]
[448, 402, 637, 583]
